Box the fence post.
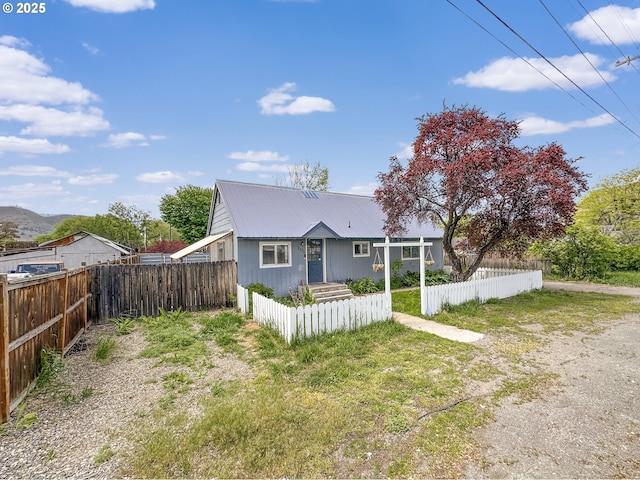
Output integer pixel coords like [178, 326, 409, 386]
[58, 271, 69, 354]
[0, 275, 9, 423]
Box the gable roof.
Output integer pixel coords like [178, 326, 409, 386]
[40, 231, 133, 255]
[213, 180, 441, 239]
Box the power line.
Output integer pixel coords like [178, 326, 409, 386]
[444, 0, 593, 115]
[572, 0, 640, 74]
[472, 0, 640, 140]
[539, 0, 640, 126]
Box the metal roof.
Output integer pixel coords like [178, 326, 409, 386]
[215, 180, 442, 239]
[170, 230, 232, 260]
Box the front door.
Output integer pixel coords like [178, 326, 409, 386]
[307, 239, 324, 283]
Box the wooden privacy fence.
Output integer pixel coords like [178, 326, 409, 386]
[241, 285, 392, 343]
[423, 268, 543, 315]
[0, 270, 90, 423]
[445, 254, 551, 273]
[88, 261, 237, 322]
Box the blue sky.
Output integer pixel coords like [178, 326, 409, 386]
[1, 0, 639, 217]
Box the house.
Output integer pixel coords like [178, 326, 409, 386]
[39, 231, 134, 270]
[205, 180, 443, 297]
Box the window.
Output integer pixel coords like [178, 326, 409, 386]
[353, 241, 370, 257]
[217, 241, 225, 260]
[260, 242, 291, 268]
[402, 245, 420, 260]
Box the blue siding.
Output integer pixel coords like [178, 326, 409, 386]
[238, 237, 444, 297]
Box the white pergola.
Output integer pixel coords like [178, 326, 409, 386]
[372, 236, 433, 314]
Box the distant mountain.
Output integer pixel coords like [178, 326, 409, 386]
[0, 206, 76, 240]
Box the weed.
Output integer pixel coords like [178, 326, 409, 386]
[94, 334, 117, 361]
[16, 409, 38, 430]
[162, 371, 194, 394]
[36, 348, 64, 389]
[199, 312, 244, 352]
[81, 386, 94, 398]
[94, 444, 114, 465]
[112, 317, 136, 335]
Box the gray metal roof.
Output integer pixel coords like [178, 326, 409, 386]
[215, 180, 442, 239]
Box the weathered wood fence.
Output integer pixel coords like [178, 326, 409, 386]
[88, 261, 237, 322]
[240, 285, 392, 343]
[0, 270, 90, 423]
[445, 254, 551, 273]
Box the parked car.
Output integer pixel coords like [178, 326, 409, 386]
[7, 261, 65, 281]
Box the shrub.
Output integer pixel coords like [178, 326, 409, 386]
[532, 225, 616, 280]
[248, 283, 274, 298]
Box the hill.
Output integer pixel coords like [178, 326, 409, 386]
[0, 206, 76, 240]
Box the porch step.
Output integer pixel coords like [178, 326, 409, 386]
[305, 282, 354, 303]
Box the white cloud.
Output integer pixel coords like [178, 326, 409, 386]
[0, 39, 99, 105]
[0, 105, 109, 137]
[135, 171, 187, 183]
[236, 162, 290, 173]
[0, 136, 70, 155]
[0, 181, 67, 200]
[0, 165, 71, 177]
[64, 0, 155, 13]
[0, 36, 110, 156]
[395, 142, 413, 160]
[68, 173, 119, 185]
[346, 183, 378, 196]
[568, 5, 640, 46]
[518, 113, 615, 136]
[453, 53, 615, 92]
[101, 132, 164, 148]
[82, 42, 100, 55]
[258, 82, 336, 115]
[228, 150, 289, 162]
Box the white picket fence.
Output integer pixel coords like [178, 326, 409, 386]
[422, 268, 542, 315]
[237, 285, 392, 343]
[237, 267, 542, 341]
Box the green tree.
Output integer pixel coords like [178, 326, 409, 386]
[35, 203, 156, 250]
[287, 161, 330, 191]
[532, 225, 616, 280]
[574, 167, 640, 244]
[0, 221, 19, 246]
[159, 185, 213, 244]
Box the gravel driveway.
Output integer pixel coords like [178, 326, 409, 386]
[467, 281, 640, 479]
[1, 282, 638, 479]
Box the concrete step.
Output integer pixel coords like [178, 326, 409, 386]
[305, 283, 354, 303]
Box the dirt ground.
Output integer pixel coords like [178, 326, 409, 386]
[466, 281, 640, 479]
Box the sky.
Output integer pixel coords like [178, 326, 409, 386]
[1, 0, 640, 218]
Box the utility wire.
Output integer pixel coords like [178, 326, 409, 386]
[473, 0, 640, 140]
[572, 0, 640, 74]
[444, 0, 593, 115]
[539, 0, 640, 126]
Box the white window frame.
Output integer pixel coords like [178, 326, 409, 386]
[352, 241, 370, 258]
[401, 245, 420, 260]
[259, 241, 292, 268]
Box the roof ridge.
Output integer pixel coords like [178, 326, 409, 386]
[215, 179, 375, 198]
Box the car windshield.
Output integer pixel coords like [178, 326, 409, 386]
[17, 264, 62, 274]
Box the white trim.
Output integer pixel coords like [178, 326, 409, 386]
[260, 241, 292, 268]
[352, 241, 370, 258]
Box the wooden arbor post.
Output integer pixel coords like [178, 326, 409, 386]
[372, 237, 433, 316]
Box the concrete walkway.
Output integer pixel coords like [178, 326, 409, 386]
[393, 311, 485, 343]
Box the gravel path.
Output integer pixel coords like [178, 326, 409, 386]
[0, 321, 253, 479]
[467, 281, 640, 479]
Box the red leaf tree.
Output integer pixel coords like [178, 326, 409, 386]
[375, 104, 588, 282]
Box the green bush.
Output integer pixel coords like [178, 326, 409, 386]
[532, 225, 616, 280]
[346, 277, 379, 294]
[248, 283, 274, 298]
[612, 243, 640, 271]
